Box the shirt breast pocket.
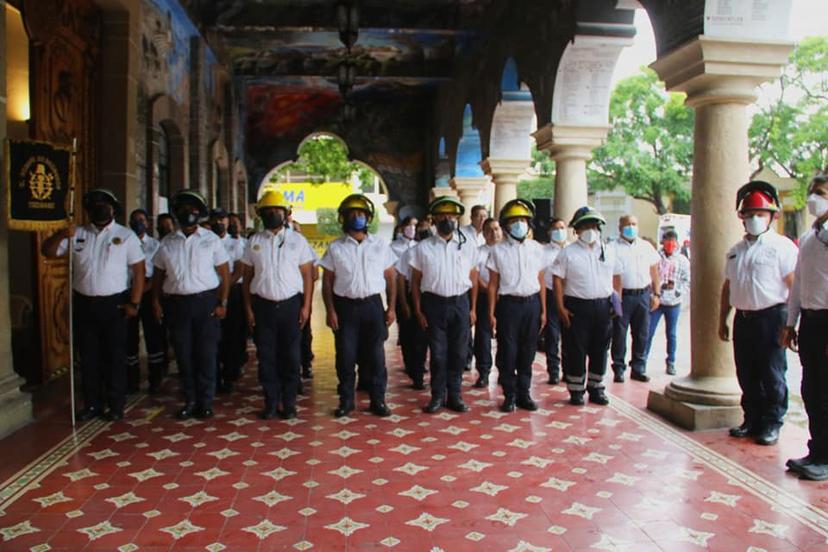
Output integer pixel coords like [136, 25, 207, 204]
[332, 249, 354, 279]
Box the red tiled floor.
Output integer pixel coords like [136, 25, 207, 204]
[0, 298, 826, 551]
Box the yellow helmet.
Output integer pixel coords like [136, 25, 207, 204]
[429, 196, 465, 216]
[499, 198, 534, 221]
[257, 190, 292, 215]
[337, 194, 375, 220]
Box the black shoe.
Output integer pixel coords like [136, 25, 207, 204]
[75, 406, 101, 422]
[446, 398, 469, 413]
[500, 397, 516, 413]
[280, 406, 298, 420]
[569, 393, 585, 406]
[666, 363, 676, 376]
[369, 402, 391, 417]
[259, 405, 279, 420]
[630, 371, 650, 382]
[728, 423, 756, 438]
[423, 398, 443, 414]
[786, 454, 816, 474]
[755, 427, 779, 446]
[148, 382, 161, 396]
[297, 382, 306, 396]
[127, 384, 140, 395]
[799, 463, 828, 481]
[195, 406, 214, 419]
[104, 410, 124, 422]
[516, 396, 538, 411]
[176, 404, 197, 420]
[588, 391, 609, 406]
[547, 374, 560, 385]
[613, 372, 625, 383]
[334, 401, 354, 418]
[473, 378, 487, 388]
[302, 367, 313, 379]
[412, 380, 426, 390]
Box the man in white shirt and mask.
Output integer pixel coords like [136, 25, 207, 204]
[542, 217, 568, 385]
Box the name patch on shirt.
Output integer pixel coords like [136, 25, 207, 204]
[112, 237, 122, 245]
[252, 244, 261, 252]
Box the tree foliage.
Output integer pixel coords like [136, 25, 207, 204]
[749, 37, 828, 205]
[589, 68, 694, 214]
[274, 135, 378, 188]
[518, 147, 555, 202]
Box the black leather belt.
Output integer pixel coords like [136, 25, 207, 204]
[623, 287, 650, 296]
[500, 294, 538, 303]
[166, 289, 217, 299]
[335, 294, 380, 304]
[737, 303, 785, 318]
[423, 292, 465, 304]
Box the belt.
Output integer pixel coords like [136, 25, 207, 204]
[74, 291, 126, 301]
[423, 292, 465, 304]
[801, 308, 828, 319]
[335, 294, 380, 304]
[623, 287, 650, 296]
[564, 295, 610, 304]
[736, 303, 785, 318]
[254, 293, 300, 306]
[166, 289, 217, 299]
[500, 294, 538, 303]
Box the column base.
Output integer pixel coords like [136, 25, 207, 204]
[0, 372, 33, 439]
[647, 389, 743, 431]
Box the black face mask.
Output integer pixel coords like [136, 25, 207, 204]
[175, 209, 199, 228]
[436, 219, 456, 236]
[210, 222, 226, 235]
[228, 223, 239, 237]
[90, 204, 113, 226]
[130, 221, 147, 236]
[416, 229, 432, 241]
[262, 212, 285, 230]
[158, 227, 171, 239]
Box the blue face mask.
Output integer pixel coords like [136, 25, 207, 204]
[346, 213, 368, 232]
[551, 228, 567, 243]
[508, 220, 529, 240]
[621, 225, 638, 240]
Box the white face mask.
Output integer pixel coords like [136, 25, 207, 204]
[579, 229, 600, 244]
[807, 194, 828, 218]
[550, 228, 567, 244]
[744, 215, 770, 237]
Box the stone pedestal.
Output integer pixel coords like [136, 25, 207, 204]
[451, 176, 490, 225]
[480, 158, 529, 214]
[646, 36, 794, 430]
[429, 187, 459, 202]
[533, 124, 608, 223]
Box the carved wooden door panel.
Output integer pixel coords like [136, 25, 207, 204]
[24, 0, 101, 382]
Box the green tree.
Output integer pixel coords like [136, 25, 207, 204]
[749, 37, 828, 205]
[274, 135, 379, 188]
[589, 68, 694, 215]
[517, 147, 555, 201]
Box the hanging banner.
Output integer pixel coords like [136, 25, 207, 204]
[4, 139, 73, 231]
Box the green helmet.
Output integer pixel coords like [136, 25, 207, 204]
[568, 206, 606, 229]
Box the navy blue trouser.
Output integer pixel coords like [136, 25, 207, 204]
[799, 309, 828, 461]
[397, 290, 427, 384]
[333, 295, 388, 404]
[301, 323, 313, 369]
[495, 294, 541, 399]
[218, 284, 246, 384]
[422, 292, 470, 401]
[253, 294, 302, 409]
[166, 291, 220, 408]
[74, 292, 128, 412]
[733, 304, 788, 431]
[544, 288, 561, 378]
[126, 290, 165, 390]
[562, 296, 612, 394]
[612, 289, 652, 375]
[645, 303, 681, 365]
[474, 291, 494, 380]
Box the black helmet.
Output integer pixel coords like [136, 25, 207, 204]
[82, 188, 122, 217]
[172, 189, 209, 218]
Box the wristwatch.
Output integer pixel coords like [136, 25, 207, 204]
[128, 301, 139, 310]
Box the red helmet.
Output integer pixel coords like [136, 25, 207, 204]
[738, 190, 778, 213]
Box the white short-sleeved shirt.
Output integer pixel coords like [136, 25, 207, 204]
[542, 243, 563, 290]
[57, 222, 144, 296]
[138, 235, 160, 280]
[461, 224, 485, 247]
[725, 230, 798, 311]
[221, 234, 246, 264]
[551, 240, 617, 299]
[787, 229, 828, 325]
[154, 226, 231, 295]
[487, 237, 545, 297]
[241, 228, 315, 302]
[614, 237, 660, 290]
[396, 244, 417, 282]
[477, 244, 492, 287]
[409, 233, 478, 297]
[318, 233, 396, 299]
[391, 237, 415, 259]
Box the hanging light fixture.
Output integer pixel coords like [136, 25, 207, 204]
[336, 1, 359, 51]
[337, 61, 356, 97]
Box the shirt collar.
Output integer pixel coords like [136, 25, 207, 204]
[87, 220, 115, 235]
[345, 233, 371, 246]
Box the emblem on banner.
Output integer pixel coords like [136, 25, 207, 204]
[5, 139, 73, 231]
[22, 159, 61, 202]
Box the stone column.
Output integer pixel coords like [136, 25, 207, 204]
[533, 124, 608, 222]
[451, 176, 490, 225]
[646, 36, 794, 430]
[481, 158, 529, 214]
[0, 1, 33, 438]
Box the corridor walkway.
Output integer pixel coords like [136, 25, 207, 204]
[0, 299, 826, 551]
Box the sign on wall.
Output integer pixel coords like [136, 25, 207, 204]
[704, 0, 792, 41]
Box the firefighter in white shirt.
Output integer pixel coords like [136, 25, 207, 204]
[781, 175, 828, 480]
[542, 217, 568, 385]
[319, 194, 397, 418]
[152, 190, 231, 420]
[126, 208, 165, 395]
[241, 191, 315, 420]
[473, 218, 502, 388]
[487, 199, 547, 412]
[42, 189, 145, 422]
[719, 181, 798, 447]
[551, 206, 616, 406]
[461, 205, 488, 247]
[411, 196, 479, 414]
[611, 215, 662, 383]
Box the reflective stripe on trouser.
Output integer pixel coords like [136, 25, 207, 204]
[561, 296, 612, 394]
